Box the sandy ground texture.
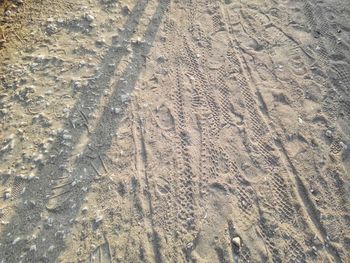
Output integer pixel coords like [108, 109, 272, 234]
[0, 0, 349, 262]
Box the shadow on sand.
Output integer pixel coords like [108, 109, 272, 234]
[0, 0, 169, 261]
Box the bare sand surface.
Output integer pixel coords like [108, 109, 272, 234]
[0, 0, 349, 262]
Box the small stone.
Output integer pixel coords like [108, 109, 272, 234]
[131, 37, 143, 45]
[48, 245, 55, 252]
[121, 94, 130, 103]
[46, 23, 58, 34]
[339, 141, 347, 150]
[4, 189, 12, 200]
[73, 80, 82, 89]
[186, 242, 193, 249]
[94, 215, 103, 224]
[325, 130, 332, 138]
[33, 154, 44, 164]
[28, 172, 35, 180]
[4, 10, 11, 17]
[30, 244, 37, 252]
[12, 237, 21, 245]
[112, 107, 121, 114]
[85, 14, 94, 22]
[96, 39, 106, 46]
[0, 134, 14, 153]
[62, 134, 72, 140]
[232, 237, 241, 248]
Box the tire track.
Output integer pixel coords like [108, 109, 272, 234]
[221, 1, 344, 262]
[219, 2, 316, 262]
[304, 0, 350, 123]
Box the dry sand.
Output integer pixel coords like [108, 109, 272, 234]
[0, 0, 349, 262]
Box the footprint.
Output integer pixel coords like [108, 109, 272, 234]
[155, 104, 175, 130]
[46, 175, 74, 212]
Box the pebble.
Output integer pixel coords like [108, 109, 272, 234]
[0, 135, 14, 153]
[28, 172, 35, 180]
[121, 94, 130, 103]
[131, 37, 144, 45]
[85, 14, 95, 23]
[186, 242, 193, 249]
[30, 244, 37, 252]
[46, 23, 58, 34]
[111, 107, 121, 114]
[4, 189, 12, 200]
[48, 245, 55, 252]
[62, 134, 72, 140]
[4, 10, 11, 17]
[325, 130, 332, 138]
[232, 237, 241, 248]
[12, 237, 21, 245]
[339, 141, 347, 150]
[94, 216, 103, 224]
[96, 39, 106, 46]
